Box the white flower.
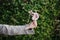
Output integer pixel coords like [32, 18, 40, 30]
[32, 12, 39, 20]
[29, 10, 39, 20]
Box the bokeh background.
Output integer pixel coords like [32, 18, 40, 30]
[0, 0, 60, 40]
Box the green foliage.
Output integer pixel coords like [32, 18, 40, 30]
[0, 0, 59, 40]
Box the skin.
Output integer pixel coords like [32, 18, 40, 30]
[26, 10, 38, 29]
[26, 20, 37, 29]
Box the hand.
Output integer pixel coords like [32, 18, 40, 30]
[26, 21, 37, 29]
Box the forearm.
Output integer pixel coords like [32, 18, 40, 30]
[0, 24, 35, 35]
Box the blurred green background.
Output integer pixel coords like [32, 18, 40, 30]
[0, 0, 60, 40]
